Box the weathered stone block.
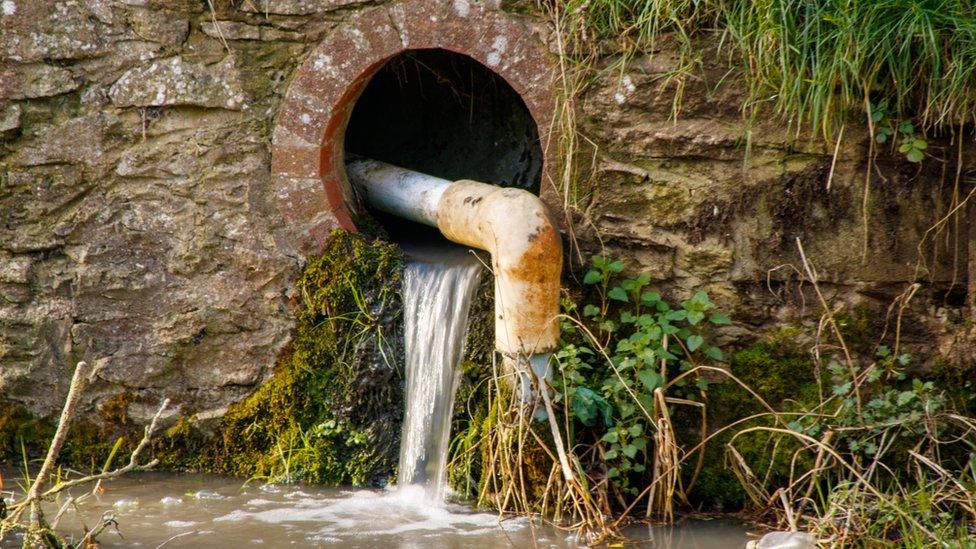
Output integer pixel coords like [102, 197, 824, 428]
[0, 104, 21, 139]
[109, 56, 245, 109]
[0, 63, 78, 99]
[8, 113, 122, 168]
[125, 8, 190, 47]
[240, 0, 368, 15]
[0, 0, 107, 62]
[202, 21, 305, 41]
[0, 254, 31, 284]
[202, 20, 261, 40]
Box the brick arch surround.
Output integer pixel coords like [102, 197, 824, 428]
[270, 0, 558, 256]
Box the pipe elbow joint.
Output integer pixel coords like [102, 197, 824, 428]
[437, 181, 562, 356]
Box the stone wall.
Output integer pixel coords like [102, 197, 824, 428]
[0, 0, 336, 420]
[0, 0, 972, 426]
[576, 47, 973, 365]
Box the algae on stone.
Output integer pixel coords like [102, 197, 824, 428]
[683, 331, 821, 509]
[197, 230, 404, 486]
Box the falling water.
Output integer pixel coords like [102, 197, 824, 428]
[398, 243, 483, 500]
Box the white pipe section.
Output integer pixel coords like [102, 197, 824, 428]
[347, 156, 562, 358]
[346, 157, 452, 227]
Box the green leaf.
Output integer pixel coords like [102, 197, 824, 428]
[898, 121, 915, 134]
[686, 334, 704, 352]
[704, 346, 724, 361]
[637, 369, 663, 392]
[622, 444, 638, 458]
[709, 313, 731, 325]
[638, 394, 654, 413]
[583, 304, 600, 317]
[906, 148, 924, 162]
[608, 260, 624, 273]
[571, 386, 613, 426]
[833, 381, 852, 396]
[666, 310, 687, 321]
[897, 391, 917, 406]
[608, 287, 628, 302]
[602, 430, 619, 444]
[692, 291, 712, 307]
[641, 291, 661, 305]
[583, 270, 603, 284]
[656, 348, 678, 361]
[619, 402, 635, 419]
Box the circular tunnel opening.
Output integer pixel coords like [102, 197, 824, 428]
[344, 49, 544, 243]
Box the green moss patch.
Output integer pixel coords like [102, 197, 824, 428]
[685, 331, 821, 509]
[197, 230, 404, 485]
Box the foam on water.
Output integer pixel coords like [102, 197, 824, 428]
[213, 484, 509, 539]
[0, 468, 751, 547]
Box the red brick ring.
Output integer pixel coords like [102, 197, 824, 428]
[270, 0, 558, 256]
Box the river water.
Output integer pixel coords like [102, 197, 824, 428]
[0, 470, 752, 547]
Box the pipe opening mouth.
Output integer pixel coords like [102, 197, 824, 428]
[344, 48, 544, 244]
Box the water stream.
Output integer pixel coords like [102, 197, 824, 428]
[398, 243, 483, 499]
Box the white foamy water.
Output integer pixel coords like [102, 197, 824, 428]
[213, 484, 508, 538]
[397, 244, 483, 500]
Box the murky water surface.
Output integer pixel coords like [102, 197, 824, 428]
[1, 471, 753, 548]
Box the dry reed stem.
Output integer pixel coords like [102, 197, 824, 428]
[1, 361, 170, 547]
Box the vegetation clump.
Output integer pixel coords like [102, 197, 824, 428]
[449, 255, 732, 541]
[199, 230, 404, 486]
[449, 248, 976, 545]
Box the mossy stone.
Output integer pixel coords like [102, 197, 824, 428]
[683, 331, 821, 509]
[195, 230, 405, 486]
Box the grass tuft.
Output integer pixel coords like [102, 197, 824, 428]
[554, 0, 976, 138]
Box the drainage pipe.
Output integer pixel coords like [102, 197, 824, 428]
[347, 157, 562, 364]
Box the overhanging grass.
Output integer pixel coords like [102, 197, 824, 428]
[559, 0, 976, 137]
